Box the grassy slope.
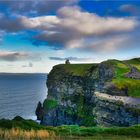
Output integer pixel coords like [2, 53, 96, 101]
[126, 58, 140, 71]
[108, 59, 140, 97]
[0, 118, 140, 139]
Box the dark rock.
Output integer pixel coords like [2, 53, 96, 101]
[124, 66, 140, 79]
[93, 96, 140, 126]
[35, 102, 44, 120]
[105, 83, 128, 96]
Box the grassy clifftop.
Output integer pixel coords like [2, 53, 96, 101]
[109, 59, 140, 97]
[48, 58, 140, 98]
[51, 63, 97, 76]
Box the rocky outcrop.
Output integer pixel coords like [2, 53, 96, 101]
[93, 92, 140, 126]
[36, 59, 140, 127]
[124, 65, 140, 79]
[40, 74, 96, 126]
[35, 102, 44, 120]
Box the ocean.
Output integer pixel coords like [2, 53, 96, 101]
[0, 73, 47, 120]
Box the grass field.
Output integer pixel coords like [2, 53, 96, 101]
[0, 117, 140, 139]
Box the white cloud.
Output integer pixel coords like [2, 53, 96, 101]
[30, 6, 137, 51]
[0, 51, 41, 61]
[0, 6, 138, 53]
[19, 15, 60, 29]
[58, 6, 137, 35]
[18, 6, 137, 35]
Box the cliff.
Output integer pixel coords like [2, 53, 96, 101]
[36, 58, 140, 126]
[94, 92, 140, 126]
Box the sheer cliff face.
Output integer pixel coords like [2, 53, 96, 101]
[40, 64, 97, 126]
[36, 59, 140, 126]
[94, 92, 140, 126]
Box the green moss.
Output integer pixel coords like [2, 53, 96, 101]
[80, 116, 96, 126]
[67, 92, 95, 126]
[65, 107, 74, 115]
[43, 99, 58, 111]
[61, 92, 95, 126]
[115, 100, 124, 106]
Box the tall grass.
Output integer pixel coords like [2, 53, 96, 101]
[1, 128, 139, 140]
[0, 117, 140, 139]
[0, 128, 55, 139]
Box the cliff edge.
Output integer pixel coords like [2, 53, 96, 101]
[36, 58, 140, 126]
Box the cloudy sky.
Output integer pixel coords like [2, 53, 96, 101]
[0, 0, 140, 73]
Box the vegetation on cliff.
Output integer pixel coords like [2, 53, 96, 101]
[48, 58, 140, 98]
[49, 63, 97, 77]
[43, 99, 58, 111]
[108, 59, 140, 97]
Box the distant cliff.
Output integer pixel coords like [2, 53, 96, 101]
[36, 58, 140, 126]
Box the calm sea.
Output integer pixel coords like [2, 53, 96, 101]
[0, 73, 47, 120]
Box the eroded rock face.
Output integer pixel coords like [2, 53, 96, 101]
[124, 66, 140, 79]
[105, 83, 128, 96]
[35, 102, 44, 120]
[93, 93, 140, 126]
[45, 75, 96, 126]
[38, 63, 107, 126]
[36, 60, 140, 127]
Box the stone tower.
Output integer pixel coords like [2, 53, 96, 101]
[65, 59, 70, 64]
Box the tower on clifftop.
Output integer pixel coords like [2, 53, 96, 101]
[65, 59, 70, 64]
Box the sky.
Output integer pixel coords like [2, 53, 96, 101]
[0, 0, 140, 73]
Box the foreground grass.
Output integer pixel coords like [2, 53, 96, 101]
[0, 117, 140, 139]
[0, 129, 139, 140]
[0, 128, 139, 140]
[0, 128, 55, 139]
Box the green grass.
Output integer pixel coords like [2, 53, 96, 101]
[113, 78, 140, 97]
[43, 99, 58, 111]
[54, 125, 140, 137]
[0, 117, 140, 139]
[126, 58, 140, 65]
[105, 60, 140, 97]
[0, 117, 46, 130]
[125, 58, 140, 71]
[53, 63, 97, 76]
[58, 136, 140, 140]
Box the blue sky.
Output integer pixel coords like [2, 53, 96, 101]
[0, 0, 140, 73]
